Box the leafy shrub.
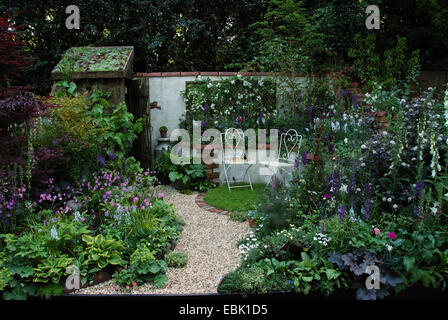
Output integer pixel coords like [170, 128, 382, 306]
[165, 252, 188, 268]
[88, 90, 143, 159]
[113, 242, 168, 291]
[154, 150, 215, 191]
[348, 33, 420, 91]
[33, 94, 103, 183]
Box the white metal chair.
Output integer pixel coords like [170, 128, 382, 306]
[258, 129, 302, 182]
[220, 128, 253, 191]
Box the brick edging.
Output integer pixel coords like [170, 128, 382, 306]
[195, 192, 229, 215]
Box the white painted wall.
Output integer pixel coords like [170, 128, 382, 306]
[141, 75, 307, 184]
[148, 75, 222, 155]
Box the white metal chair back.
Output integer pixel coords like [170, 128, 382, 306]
[221, 128, 245, 161]
[278, 129, 302, 162]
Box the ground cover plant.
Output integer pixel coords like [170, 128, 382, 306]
[52, 47, 132, 73]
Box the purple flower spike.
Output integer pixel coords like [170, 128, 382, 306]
[97, 154, 105, 167]
[337, 205, 347, 223]
[415, 180, 425, 198]
[302, 152, 309, 166]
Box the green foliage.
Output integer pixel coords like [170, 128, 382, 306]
[54, 80, 77, 98]
[165, 251, 188, 268]
[36, 282, 65, 299]
[246, 0, 326, 73]
[33, 94, 104, 182]
[285, 253, 344, 296]
[129, 243, 156, 274]
[3, 0, 267, 94]
[396, 223, 448, 290]
[33, 255, 73, 284]
[113, 242, 168, 291]
[154, 150, 215, 191]
[88, 90, 143, 158]
[0, 252, 12, 292]
[82, 234, 126, 271]
[115, 199, 183, 257]
[348, 33, 420, 91]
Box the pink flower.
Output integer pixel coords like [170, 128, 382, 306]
[374, 228, 380, 235]
[237, 116, 242, 123]
[133, 197, 139, 203]
[323, 194, 331, 200]
[132, 281, 137, 287]
[126, 285, 130, 290]
[115, 285, 120, 291]
[387, 232, 397, 240]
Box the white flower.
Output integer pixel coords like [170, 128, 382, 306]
[386, 244, 393, 252]
[390, 140, 396, 145]
[344, 138, 348, 144]
[50, 226, 59, 240]
[393, 204, 398, 209]
[361, 144, 367, 149]
[387, 198, 392, 202]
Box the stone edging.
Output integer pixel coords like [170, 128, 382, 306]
[195, 192, 229, 215]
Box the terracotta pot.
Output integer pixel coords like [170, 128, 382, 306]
[248, 218, 255, 228]
[160, 131, 167, 138]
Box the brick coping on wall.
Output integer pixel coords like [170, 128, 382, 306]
[195, 192, 229, 215]
[133, 71, 307, 77]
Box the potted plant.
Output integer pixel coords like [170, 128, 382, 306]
[159, 125, 168, 138]
[247, 210, 260, 228]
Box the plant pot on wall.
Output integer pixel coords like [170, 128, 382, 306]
[159, 126, 168, 138]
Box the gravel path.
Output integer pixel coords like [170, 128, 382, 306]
[73, 185, 249, 295]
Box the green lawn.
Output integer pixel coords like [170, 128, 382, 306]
[204, 183, 265, 213]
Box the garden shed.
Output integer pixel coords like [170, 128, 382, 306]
[51, 46, 153, 169]
[51, 46, 134, 106]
